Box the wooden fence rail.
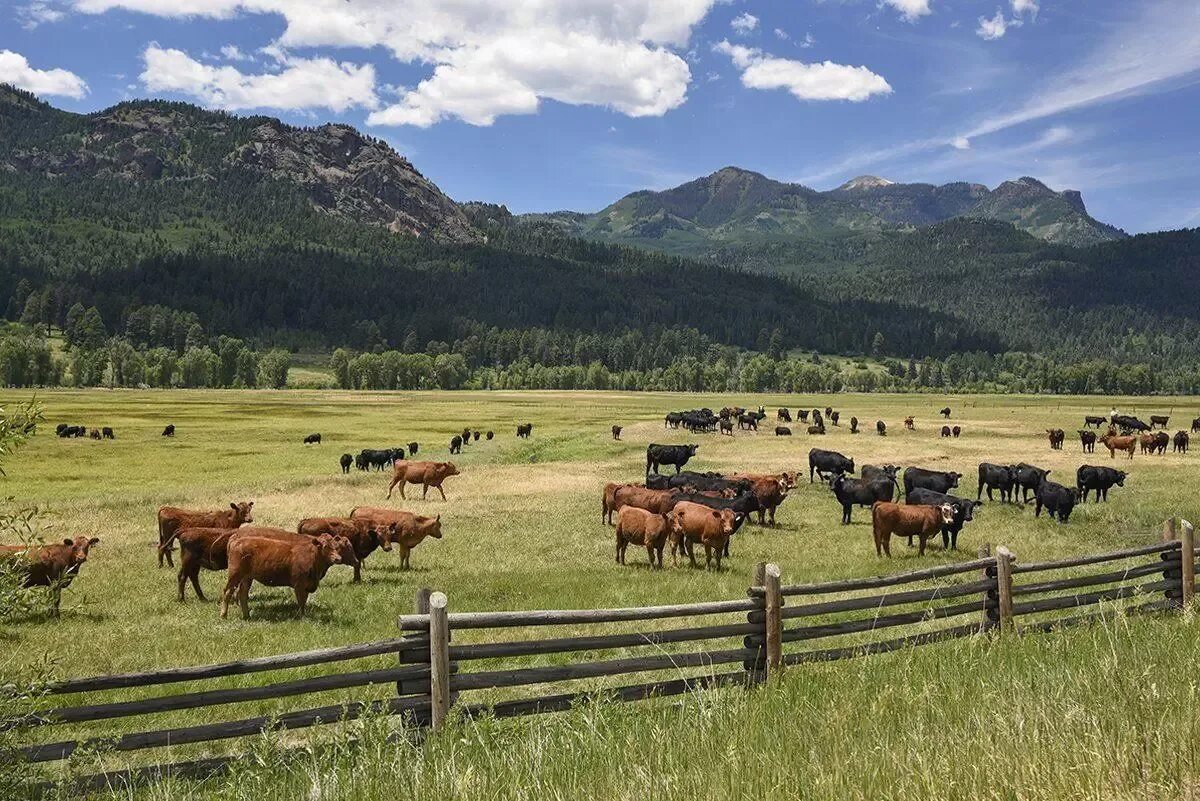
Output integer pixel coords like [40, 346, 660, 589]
[13, 518, 1196, 794]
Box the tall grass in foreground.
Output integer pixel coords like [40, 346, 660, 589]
[80, 611, 1200, 801]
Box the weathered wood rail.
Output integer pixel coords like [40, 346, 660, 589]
[12, 518, 1195, 794]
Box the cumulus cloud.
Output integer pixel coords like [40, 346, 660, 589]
[0, 50, 88, 98]
[16, 2, 64, 28]
[730, 12, 758, 34]
[773, 27, 789, 41]
[74, 0, 720, 126]
[883, 0, 932, 21]
[219, 45, 253, 62]
[976, 9, 1010, 39]
[714, 41, 891, 102]
[139, 45, 378, 112]
[1011, 0, 1039, 15]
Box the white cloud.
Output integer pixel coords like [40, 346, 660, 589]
[74, 0, 722, 126]
[802, 32, 816, 48]
[0, 50, 88, 98]
[715, 41, 891, 102]
[219, 45, 253, 62]
[951, 136, 970, 150]
[976, 10, 1009, 40]
[773, 28, 789, 41]
[16, 2, 64, 28]
[730, 12, 758, 34]
[1011, 0, 1039, 15]
[883, 0, 932, 22]
[139, 45, 378, 113]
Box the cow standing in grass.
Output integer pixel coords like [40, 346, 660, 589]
[220, 534, 354, 620]
[615, 507, 671, 568]
[156, 501, 254, 568]
[0, 536, 100, 615]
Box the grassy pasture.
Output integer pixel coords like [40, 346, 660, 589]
[2, 389, 1200, 794]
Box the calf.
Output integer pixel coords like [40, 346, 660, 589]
[748, 478, 788, 526]
[516, 423, 534, 438]
[877, 420, 888, 436]
[809, 448, 854, 483]
[90, 429, 101, 440]
[871, 501, 953, 557]
[1047, 429, 1065, 450]
[903, 417, 914, 430]
[903, 467, 961, 497]
[349, 507, 443, 570]
[940, 425, 951, 438]
[952, 426, 961, 438]
[849, 417, 859, 434]
[387, 461, 460, 501]
[0, 536, 99, 615]
[720, 419, 734, 435]
[298, 517, 396, 582]
[1099, 432, 1137, 460]
[408, 441, 420, 455]
[161, 424, 175, 437]
[1138, 432, 1156, 454]
[830, 474, 894, 524]
[977, 463, 1018, 503]
[156, 501, 254, 568]
[340, 453, 353, 473]
[472, 431, 480, 442]
[646, 444, 698, 475]
[666, 502, 738, 570]
[615, 507, 671, 568]
[612, 425, 622, 440]
[774, 426, 792, 436]
[220, 534, 354, 619]
[940, 407, 951, 419]
[1174, 431, 1189, 453]
[1084, 415, 1107, 428]
[486, 431, 494, 441]
[450, 435, 462, 454]
[1150, 415, 1170, 429]
[303, 433, 321, 445]
[1034, 480, 1078, 523]
[1014, 463, 1051, 502]
[907, 488, 979, 550]
[1076, 465, 1125, 503]
[1078, 430, 1096, 453]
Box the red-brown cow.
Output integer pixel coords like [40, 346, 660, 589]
[0, 536, 99, 615]
[602, 481, 628, 525]
[666, 502, 738, 570]
[612, 485, 678, 516]
[386, 461, 460, 500]
[220, 534, 354, 619]
[169, 525, 299, 601]
[615, 506, 672, 568]
[1100, 433, 1138, 460]
[156, 501, 253, 568]
[871, 501, 954, 557]
[297, 517, 396, 582]
[349, 507, 444, 570]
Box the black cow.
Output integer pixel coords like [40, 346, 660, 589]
[940, 425, 952, 438]
[812, 410, 824, 428]
[1047, 429, 1065, 450]
[738, 413, 758, 431]
[1078, 430, 1096, 453]
[1150, 415, 1170, 429]
[408, 441, 420, 455]
[829, 474, 894, 524]
[102, 427, 115, 439]
[461, 428, 472, 445]
[1084, 415, 1107, 428]
[830, 411, 840, 427]
[339, 453, 353, 474]
[161, 424, 175, 437]
[1112, 414, 1150, 433]
[55, 423, 68, 437]
[90, 429, 101, 440]
[903, 467, 962, 497]
[807, 424, 826, 435]
[1076, 465, 1125, 502]
[647, 444, 698, 475]
[1034, 480, 1078, 523]
[720, 419, 734, 435]
[304, 433, 321, 445]
[472, 431, 481, 442]
[775, 426, 792, 436]
[1192, 417, 1200, 434]
[952, 426, 961, 438]
[1174, 431, 1189, 453]
[517, 423, 533, 438]
[450, 436, 462, 454]
[647, 471, 748, 494]
[777, 408, 792, 422]
[861, 464, 901, 486]
[1014, 463, 1051, 503]
[977, 463, 1018, 503]
[940, 407, 951, 419]
[876, 420, 887, 436]
[612, 425, 622, 440]
[809, 449, 854, 483]
[359, 448, 396, 471]
[797, 410, 810, 422]
[849, 416, 859, 434]
[907, 487, 979, 549]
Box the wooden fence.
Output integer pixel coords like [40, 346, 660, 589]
[10, 518, 1195, 793]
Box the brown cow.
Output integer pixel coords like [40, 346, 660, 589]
[748, 478, 788, 527]
[169, 525, 300, 601]
[220, 533, 354, 619]
[348, 507, 444, 569]
[386, 461, 460, 500]
[615, 507, 671, 568]
[732, 472, 798, 491]
[297, 517, 396, 582]
[0, 536, 99, 615]
[611, 485, 677, 516]
[904, 416, 915, 430]
[1138, 432, 1157, 454]
[871, 501, 954, 557]
[666, 502, 738, 570]
[1100, 432, 1137, 460]
[156, 501, 254, 568]
[602, 481, 629, 525]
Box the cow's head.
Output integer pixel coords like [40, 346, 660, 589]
[938, 504, 955, 525]
[1115, 471, 1127, 485]
[231, 501, 255, 524]
[717, 509, 737, 537]
[846, 459, 856, 474]
[374, 522, 397, 551]
[321, 534, 354, 565]
[948, 472, 962, 488]
[66, 536, 100, 567]
[418, 514, 443, 539]
[443, 463, 460, 477]
[829, 474, 847, 491]
[687, 445, 699, 456]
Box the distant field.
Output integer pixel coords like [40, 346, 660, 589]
[2, 389, 1199, 790]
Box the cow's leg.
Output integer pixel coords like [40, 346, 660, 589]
[238, 578, 252, 619]
[645, 545, 654, 567]
[219, 577, 235, 618]
[687, 540, 698, 568]
[905, 535, 915, 548]
[917, 535, 928, 556]
[436, 485, 447, 501]
[295, 589, 308, 618]
[1034, 500, 1043, 517]
[353, 559, 362, 583]
[386, 476, 399, 499]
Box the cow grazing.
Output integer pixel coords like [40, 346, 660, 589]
[1150, 415, 1170, 430]
[102, 427, 114, 439]
[156, 501, 254, 568]
[349, 507, 444, 570]
[485, 431, 494, 441]
[516, 423, 534, 438]
[387, 461, 460, 500]
[877, 420, 887, 436]
[615, 507, 671, 568]
[1076, 466, 1126, 503]
[1014, 463, 1051, 502]
[89, 429, 101, 440]
[472, 431, 480, 442]
[220, 533, 353, 619]
[871, 502, 954, 557]
[1099, 432, 1137, 460]
[830, 474, 895, 524]
[940, 407, 951, 419]
[55, 423, 68, 437]
[1084, 415, 1107, 428]
[1192, 417, 1200, 434]
[450, 435, 462, 454]
[1174, 431, 1189, 453]
[903, 467, 962, 497]
[903, 417, 915, 430]
[809, 448, 854, 483]
[849, 417, 859, 434]
[303, 433, 321, 445]
[298, 517, 396, 582]
[1047, 429, 1065, 450]
[952, 426, 961, 438]
[906, 488, 979, 550]
[646, 444, 698, 475]
[1153, 431, 1170, 454]
[940, 425, 952, 438]
[666, 502, 739, 570]
[777, 408, 792, 422]
[1034, 480, 1078, 523]
[797, 410, 810, 422]
[0, 536, 99, 615]
[161, 424, 175, 437]
[339, 453, 353, 473]
[807, 424, 826, 436]
[775, 426, 792, 436]
[1078, 430, 1096, 453]
[612, 425, 622, 440]
[719, 419, 734, 435]
[977, 463, 1018, 503]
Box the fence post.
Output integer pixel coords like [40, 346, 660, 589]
[764, 564, 783, 679]
[397, 587, 432, 701]
[1182, 520, 1195, 609]
[978, 543, 996, 632]
[746, 562, 767, 684]
[428, 591, 451, 731]
[994, 546, 1014, 632]
[1162, 518, 1180, 608]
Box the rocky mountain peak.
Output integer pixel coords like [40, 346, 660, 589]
[837, 175, 896, 191]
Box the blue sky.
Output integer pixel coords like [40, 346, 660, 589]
[3, 0, 1199, 233]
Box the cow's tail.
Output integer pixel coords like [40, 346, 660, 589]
[646, 452, 653, 476]
[157, 517, 179, 562]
